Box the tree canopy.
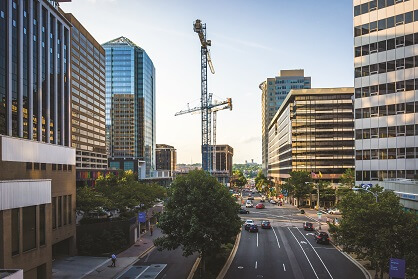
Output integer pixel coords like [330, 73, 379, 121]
[329, 186, 418, 278]
[283, 171, 312, 206]
[154, 170, 242, 271]
[230, 170, 247, 189]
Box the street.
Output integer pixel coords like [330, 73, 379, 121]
[225, 192, 366, 279]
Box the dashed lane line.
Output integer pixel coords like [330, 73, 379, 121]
[271, 227, 281, 248]
[283, 263, 286, 271]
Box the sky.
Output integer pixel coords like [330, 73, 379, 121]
[61, 0, 354, 164]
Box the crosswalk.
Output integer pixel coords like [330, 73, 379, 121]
[116, 264, 167, 279]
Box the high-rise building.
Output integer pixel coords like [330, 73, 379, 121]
[259, 69, 311, 176]
[156, 144, 177, 174]
[268, 88, 355, 188]
[62, 13, 107, 187]
[353, 0, 418, 212]
[0, 0, 76, 277]
[212, 144, 234, 185]
[103, 37, 156, 178]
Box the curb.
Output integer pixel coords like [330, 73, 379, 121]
[81, 258, 111, 278]
[339, 250, 372, 279]
[216, 229, 242, 279]
[187, 256, 201, 279]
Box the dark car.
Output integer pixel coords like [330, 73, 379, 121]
[303, 222, 314, 231]
[247, 196, 254, 200]
[314, 231, 330, 244]
[239, 208, 249, 214]
[249, 224, 258, 233]
[261, 220, 271, 229]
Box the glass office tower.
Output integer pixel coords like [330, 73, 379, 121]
[102, 36, 156, 177]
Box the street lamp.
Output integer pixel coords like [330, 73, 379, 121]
[352, 187, 379, 203]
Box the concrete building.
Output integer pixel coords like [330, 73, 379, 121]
[0, 1, 76, 277]
[62, 13, 107, 187]
[102, 37, 156, 179]
[212, 144, 233, 185]
[268, 88, 355, 185]
[353, 0, 418, 212]
[260, 69, 311, 176]
[156, 144, 176, 175]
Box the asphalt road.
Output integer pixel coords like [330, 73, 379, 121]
[225, 192, 365, 279]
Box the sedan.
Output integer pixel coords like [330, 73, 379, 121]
[249, 224, 258, 233]
[303, 222, 314, 231]
[261, 220, 271, 229]
[244, 220, 254, 231]
[247, 196, 254, 200]
[256, 203, 265, 209]
[239, 208, 249, 214]
[270, 199, 277, 204]
[314, 231, 330, 244]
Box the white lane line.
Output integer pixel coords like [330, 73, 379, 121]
[257, 232, 259, 247]
[295, 228, 334, 279]
[283, 263, 286, 271]
[287, 227, 319, 279]
[134, 266, 150, 279]
[272, 227, 281, 248]
[255, 261, 258, 269]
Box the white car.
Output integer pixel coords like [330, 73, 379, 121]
[246, 200, 254, 208]
[270, 199, 277, 204]
[245, 219, 254, 226]
[328, 208, 341, 214]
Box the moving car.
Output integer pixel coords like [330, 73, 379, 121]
[249, 224, 258, 233]
[270, 199, 277, 204]
[256, 203, 265, 209]
[314, 231, 330, 244]
[239, 207, 249, 214]
[244, 219, 254, 230]
[246, 200, 254, 208]
[261, 220, 271, 229]
[303, 222, 314, 231]
[247, 196, 254, 200]
[328, 208, 341, 214]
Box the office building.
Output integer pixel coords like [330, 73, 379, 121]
[212, 144, 234, 185]
[0, 0, 76, 277]
[353, 0, 418, 212]
[62, 13, 107, 187]
[103, 36, 156, 178]
[156, 144, 177, 174]
[268, 88, 355, 185]
[259, 69, 311, 176]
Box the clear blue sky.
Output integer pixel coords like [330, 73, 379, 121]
[61, 0, 354, 164]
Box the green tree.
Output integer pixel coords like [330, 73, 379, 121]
[340, 168, 355, 188]
[230, 170, 247, 191]
[329, 186, 418, 278]
[284, 171, 312, 207]
[76, 186, 110, 213]
[154, 170, 242, 272]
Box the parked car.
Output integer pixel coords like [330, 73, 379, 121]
[239, 207, 249, 214]
[260, 198, 265, 202]
[244, 219, 254, 230]
[246, 200, 254, 208]
[256, 203, 265, 209]
[303, 222, 314, 231]
[270, 199, 277, 204]
[314, 231, 330, 244]
[249, 224, 259, 233]
[248, 196, 254, 200]
[261, 220, 271, 229]
[328, 208, 341, 214]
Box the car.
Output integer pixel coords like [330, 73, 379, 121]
[314, 231, 330, 244]
[270, 199, 277, 204]
[260, 198, 265, 202]
[303, 222, 314, 231]
[248, 196, 254, 200]
[249, 224, 258, 233]
[261, 220, 271, 229]
[239, 208, 249, 214]
[328, 208, 341, 215]
[245, 201, 253, 208]
[256, 203, 265, 209]
[244, 219, 254, 230]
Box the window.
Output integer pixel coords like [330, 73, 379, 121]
[406, 102, 414, 113]
[397, 103, 405, 113]
[387, 60, 395, 72]
[371, 150, 379, 160]
[405, 11, 414, 24]
[362, 108, 371, 118]
[363, 150, 370, 160]
[370, 43, 377, 53]
[362, 44, 369, 56]
[397, 125, 405, 136]
[387, 38, 395, 50]
[362, 23, 369, 35]
[388, 126, 396, 137]
[355, 67, 361, 78]
[396, 14, 404, 25]
[406, 125, 414, 136]
[387, 16, 395, 29]
[379, 105, 387, 116]
[370, 21, 377, 32]
[397, 148, 406, 158]
[405, 34, 414, 46]
[58, 196, 62, 227]
[396, 81, 405, 92]
[40, 204, 45, 246]
[63, 196, 67, 225]
[12, 209, 19, 256]
[388, 148, 396, 159]
[34, 163, 40, 170]
[406, 79, 414, 91]
[395, 36, 404, 47]
[379, 127, 388, 138]
[370, 64, 378, 74]
[356, 171, 362, 181]
[369, 0, 377, 11]
[361, 3, 369, 14]
[26, 162, 32, 170]
[378, 40, 386, 52]
[362, 65, 370, 77]
[370, 85, 378, 95]
[68, 165, 72, 171]
[41, 163, 46, 170]
[22, 206, 36, 252]
[371, 128, 379, 138]
[58, 164, 62, 170]
[354, 5, 361, 16]
[68, 195, 72, 224]
[406, 147, 415, 159]
[378, 0, 386, 9]
[371, 107, 378, 117]
[405, 57, 414, 69]
[355, 46, 361, 57]
[52, 197, 56, 229]
[396, 59, 404, 70]
[379, 149, 387, 159]
[379, 83, 387, 95]
[363, 129, 371, 139]
[387, 83, 396, 94]
[356, 130, 362, 139]
[356, 150, 362, 160]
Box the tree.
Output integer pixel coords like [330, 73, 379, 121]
[329, 186, 418, 278]
[340, 168, 355, 188]
[230, 170, 247, 190]
[154, 170, 242, 272]
[284, 171, 312, 207]
[76, 186, 110, 213]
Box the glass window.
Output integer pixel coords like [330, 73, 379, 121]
[22, 206, 36, 252]
[369, 0, 377, 10]
[397, 125, 406, 136]
[387, 83, 395, 94]
[12, 209, 19, 255]
[34, 163, 39, 170]
[388, 148, 396, 159]
[63, 196, 67, 225]
[387, 16, 395, 29]
[406, 125, 414, 136]
[363, 87, 370, 97]
[362, 107, 371, 118]
[395, 36, 404, 47]
[378, 62, 386, 74]
[387, 38, 395, 50]
[363, 150, 370, 160]
[378, 0, 386, 8]
[371, 128, 378, 138]
[52, 197, 56, 229]
[370, 85, 378, 95]
[356, 150, 362, 160]
[356, 130, 362, 139]
[68, 195, 72, 224]
[355, 26, 362, 37]
[370, 21, 377, 32]
[379, 105, 387, 116]
[379, 127, 388, 138]
[378, 40, 386, 52]
[26, 162, 32, 170]
[371, 150, 379, 159]
[362, 23, 369, 35]
[362, 65, 370, 77]
[388, 104, 396, 115]
[356, 171, 362, 181]
[396, 80, 405, 91]
[405, 57, 414, 69]
[355, 109, 362, 119]
[415, 10, 418, 22]
[396, 103, 405, 113]
[371, 107, 378, 117]
[387, 0, 394, 7]
[363, 129, 371, 139]
[396, 14, 405, 25]
[387, 60, 395, 72]
[362, 44, 369, 56]
[355, 88, 362, 98]
[396, 59, 404, 69]
[355, 67, 361, 78]
[406, 102, 414, 113]
[405, 12, 413, 24]
[379, 83, 387, 95]
[379, 149, 387, 159]
[355, 46, 362, 57]
[58, 196, 62, 227]
[388, 126, 396, 137]
[406, 147, 415, 158]
[354, 5, 361, 17]
[361, 3, 369, 14]
[405, 34, 413, 46]
[397, 148, 406, 158]
[40, 204, 45, 246]
[370, 43, 377, 53]
[370, 64, 378, 74]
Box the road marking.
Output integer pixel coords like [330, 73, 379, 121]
[271, 227, 281, 248]
[283, 263, 286, 271]
[295, 228, 334, 279]
[134, 266, 150, 279]
[287, 227, 319, 279]
[238, 266, 244, 269]
[255, 261, 258, 269]
[257, 232, 259, 247]
[300, 241, 307, 244]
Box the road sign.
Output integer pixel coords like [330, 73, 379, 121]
[389, 258, 405, 278]
[361, 183, 373, 190]
[138, 212, 146, 223]
[317, 212, 322, 216]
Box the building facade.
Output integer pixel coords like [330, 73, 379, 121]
[212, 144, 233, 185]
[260, 69, 311, 176]
[354, 0, 418, 212]
[156, 144, 176, 174]
[63, 13, 107, 187]
[0, 0, 76, 277]
[102, 36, 156, 178]
[268, 88, 355, 184]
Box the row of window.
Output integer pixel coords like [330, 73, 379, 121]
[25, 162, 73, 171]
[355, 33, 418, 58]
[52, 195, 72, 230]
[356, 147, 417, 160]
[355, 101, 417, 119]
[354, 9, 418, 37]
[356, 170, 416, 181]
[354, 0, 409, 17]
[356, 124, 417, 139]
[354, 78, 418, 98]
[355, 55, 418, 78]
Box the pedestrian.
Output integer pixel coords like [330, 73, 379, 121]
[111, 254, 116, 267]
[150, 226, 153, 236]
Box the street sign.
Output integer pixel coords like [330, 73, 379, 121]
[138, 212, 146, 223]
[361, 183, 373, 190]
[389, 258, 405, 278]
